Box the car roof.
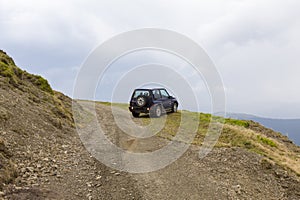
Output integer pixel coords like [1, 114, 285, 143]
[134, 88, 166, 91]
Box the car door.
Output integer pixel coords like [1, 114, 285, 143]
[159, 89, 172, 110]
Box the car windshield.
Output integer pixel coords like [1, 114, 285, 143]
[133, 90, 150, 98]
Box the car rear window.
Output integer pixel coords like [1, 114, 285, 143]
[133, 90, 150, 98]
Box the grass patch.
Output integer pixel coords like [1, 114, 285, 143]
[1, 50, 54, 94]
[33, 75, 53, 94]
[199, 113, 249, 128]
[257, 135, 277, 147]
[214, 126, 254, 148]
[0, 61, 19, 84]
[225, 118, 250, 128]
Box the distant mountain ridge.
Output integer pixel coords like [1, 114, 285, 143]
[224, 113, 300, 146]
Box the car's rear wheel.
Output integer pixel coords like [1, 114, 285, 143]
[172, 103, 178, 113]
[150, 105, 162, 118]
[132, 112, 140, 118]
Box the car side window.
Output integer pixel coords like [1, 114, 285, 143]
[152, 89, 161, 100]
[160, 89, 169, 99]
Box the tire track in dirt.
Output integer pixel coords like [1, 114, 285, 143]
[75, 102, 300, 199]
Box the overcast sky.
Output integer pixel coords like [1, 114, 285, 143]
[0, 0, 300, 118]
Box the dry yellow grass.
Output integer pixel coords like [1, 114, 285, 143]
[225, 125, 300, 175]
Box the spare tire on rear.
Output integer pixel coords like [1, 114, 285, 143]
[136, 95, 148, 107]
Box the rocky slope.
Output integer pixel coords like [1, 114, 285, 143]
[0, 50, 300, 199]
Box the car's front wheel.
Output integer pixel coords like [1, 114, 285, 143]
[172, 103, 178, 113]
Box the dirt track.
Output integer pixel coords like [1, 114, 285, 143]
[69, 102, 300, 199]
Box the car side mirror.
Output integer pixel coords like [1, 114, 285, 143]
[168, 96, 173, 99]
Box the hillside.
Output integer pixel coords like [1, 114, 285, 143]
[1, 50, 300, 199]
[223, 113, 300, 146]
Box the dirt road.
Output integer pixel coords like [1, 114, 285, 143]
[71, 102, 300, 199]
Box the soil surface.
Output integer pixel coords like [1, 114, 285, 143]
[1, 98, 300, 199]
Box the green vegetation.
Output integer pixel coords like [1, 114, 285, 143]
[0, 61, 19, 84]
[257, 135, 277, 147]
[0, 50, 15, 66]
[0, 51, 54, 94]
[195, 113, 249, 128]
[32, 75, 53, 94]
[225, 118, 250, 128]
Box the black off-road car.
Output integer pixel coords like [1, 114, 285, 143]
[129, 88, 178, 118]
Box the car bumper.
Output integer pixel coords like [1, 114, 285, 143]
[129, 106, 150, 113]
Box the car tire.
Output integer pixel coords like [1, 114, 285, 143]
[136, 95, 147, 107]
[132, 112, 140, 118]
[171, 103, 178, 113]
[150, 105, 162, 118]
